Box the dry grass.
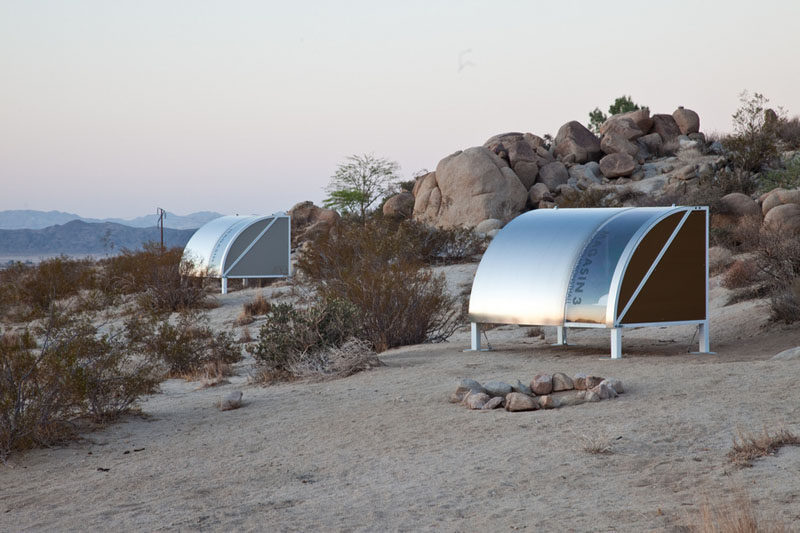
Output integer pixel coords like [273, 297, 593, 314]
[238, 326, 253, 344]
[727, 427, 800, 467]
[525, 326, 545, 338]
[573, 431, 614, 455]
[722, 260, 760, 289]
[695, 492, 788, 533]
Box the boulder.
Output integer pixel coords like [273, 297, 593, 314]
[475, 218, 503, 235]
[764, 203, 800, 233]
[529, 183, 553, 205]
[552, 372, 574, 392]
[483, 396, 505, 409]
[601, 132, 639, 157]
[674, 164, 697, 181]
[614, 109, 653, 133]
[638, 133, 663, 156]
[450, 379, 486, 403]
[584, 390, 601, 402]
[552, 390, 585, 407]
[585, 375, 605, 389]
[464, 391, 491, 410]
[537, 395, 560, 409]
[382, 192, 415, 219]
[484, 132, 549, 187]
[762, 189, 800, 216]
[288, 201, 340, 246]
[505, 392, 538, 412]
[512, 379, 533, 396]
[483, 381, 513, 397]
[600, 378, 624, 394]
[537, 162, 570, 190]
[218, 390, 243, 411]
[412, 147, 528, 229]
[589, 383, 614, 400]
[672, 106, 700, 135]
[530, 374, 553, 395]
[715, 193, 760, 228]
[568, 162, 603, 184]
[651, 114, 682, 144]
[554, 121, 602, 164]
[599, 153, 636, 178]
[599, 117, 644, 141]
[513, 161, 540, 189]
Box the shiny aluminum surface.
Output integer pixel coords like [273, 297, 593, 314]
[469, 208, 629, 325]
[182, 214, 285, 277]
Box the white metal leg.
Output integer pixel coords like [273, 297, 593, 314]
[556, 326, 567, 345]
[242, 278, 248, 288]
[221, 277, 228, 295]
[699, 321, 711, 353]
[610, 328, 622, 359]
[470, 322, 481, 351]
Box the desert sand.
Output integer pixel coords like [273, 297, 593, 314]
[2, 264, 800, 532]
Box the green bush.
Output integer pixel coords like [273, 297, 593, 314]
[758, 155, 800, 193]
[126, 312, 242, 376]
[723, 91, 782, 172]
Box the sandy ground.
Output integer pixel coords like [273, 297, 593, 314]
[3, 264, 800, 532]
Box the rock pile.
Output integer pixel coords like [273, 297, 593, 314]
[449, 374, 624, 411]
[408, 105, 725, 230]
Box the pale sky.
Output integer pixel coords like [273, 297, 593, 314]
[1, 0, 798, 219]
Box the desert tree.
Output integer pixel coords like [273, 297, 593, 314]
[323, 154, 400, 219]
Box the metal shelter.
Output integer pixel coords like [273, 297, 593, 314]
[468, 206, 710, 358]
[181, 213, 291, 294]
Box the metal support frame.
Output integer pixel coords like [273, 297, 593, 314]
[221, 277, 228, 295]
[697, 321, 712, 354]
[464, 322, 491, 352]
[610, 328, 622, 359]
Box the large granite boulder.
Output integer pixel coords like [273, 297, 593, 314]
[714, 193, 760, 228]
[764, 203, 800, 233]
[554, 121, 602, 164]
[484, 132, 551, 189]
[672, 107, 700, 135]
[601, 132, 640, 157]
[382, 192, 415, 219]
[599, 153, 636, 178]
[652, 114, 683, 144]
[288, 201, 340, 246]
[537, 161, 570, 190]
[413, 147, 528, 228]
[761, 188, 800, 216]
[599, 108, 653, 134]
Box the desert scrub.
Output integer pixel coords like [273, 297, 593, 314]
[758, 155, 800, 193]
[722, 91, 782, 172]
[248, 298, 362, 380]
[125, 312, 242, 377]
[0, 256, 96, 319]
[0, 310, 160, 462]
[98, 243, 212, 313]
[297, 219, 460, 351]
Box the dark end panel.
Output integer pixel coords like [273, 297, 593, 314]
[620, 210, 706, 324]
[617, 212, 683, 313]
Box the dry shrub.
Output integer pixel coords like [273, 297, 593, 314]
[99, 243, 211, 313]
[750, 226, 800, 322]
[723, 91, 782, 172]
[126, 312, 242, 377]
[1, 311, 161, 462]
[237, 293, 271, 325]
[695, 492, 788, 533]
[0, 257, 96, 318]
[777, 115, 800, 148]
[727, 427, 800, 467]
[525, 326, 545, 338]
[574, 431, 614, 455]
[297, 219, 459, 352]
[722, 260, 760, 289]
[289, 338, 383, 381]
[238, 326, 253, 343]
[248, 299, 361, 381]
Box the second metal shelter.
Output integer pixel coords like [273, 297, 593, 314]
[468, 206, 710, 358]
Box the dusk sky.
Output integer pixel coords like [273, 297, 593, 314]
[2, 0, 799, 219]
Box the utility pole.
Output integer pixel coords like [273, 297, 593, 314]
[157, 208, 166, 252]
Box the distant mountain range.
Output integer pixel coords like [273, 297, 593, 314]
[0, 220, 197, 257]
[0, 210, 224, 230]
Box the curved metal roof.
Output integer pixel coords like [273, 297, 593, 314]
[181, 214, 290, 278]
[468, 206, 704, 327]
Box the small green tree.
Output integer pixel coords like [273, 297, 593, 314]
[324, 154, 400, 219]
[588, 95, 645, 133]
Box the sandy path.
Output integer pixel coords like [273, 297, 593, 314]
[3, 267, 800, 531]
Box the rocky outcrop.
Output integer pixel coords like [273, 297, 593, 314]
[554, 121, 602, 164]
[651, 114, 682, 144]
[412, 147, 528, 229]
[288, 201, 340, 246]
[484, 132, 553, 189]
[599, 153, 636, 178]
